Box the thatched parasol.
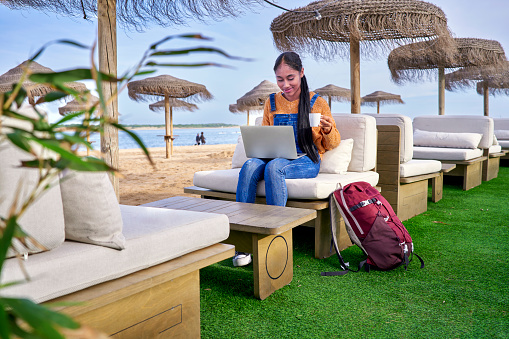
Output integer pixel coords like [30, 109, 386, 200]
[235, 80, 279, 125]
[229, 103, 263, 125]
[361, 91, 404, 114]
[127, 75, 212, 158]
[388, 38, 507, 115]
[445, 61, 509, 116]
[313, 84, 350, 110]
[58, 95, 99, 155]
[0, 60, 87, 104]
[270, 0, 452, 113]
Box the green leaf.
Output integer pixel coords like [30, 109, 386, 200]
[111, 122, 153, 165]
[145, 61, 233, 68]
[6, 132, 32, 153]
[36, 91, 69, 104]
[5, 298, 79, 337]
[51, 111, 86, 127]
[149, 33, 212, 50]
[30, 69, 119, 84]
[134, 70, 157, 77]
[0, 302, 10, 339]
[29, 39, 89, 62]
[150, 47, 251, 62]
[0, 217, 17, 277]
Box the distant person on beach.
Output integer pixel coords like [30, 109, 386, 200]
[200, 131, 206, 145]
[195, 133, 201, 145]
[233, 51, 340, 267]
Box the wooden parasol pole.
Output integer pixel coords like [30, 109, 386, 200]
[164, 95, 170, 158]
[247, 110, 250, 125]
[350, 35, 361, 114]
[377, 101, 380, 114]
[98, 0, 119, 198]
[483, 82, 489, 116]
[170, 105, 174, 156]
[328, 96, 332, 110]
[438, 67, 445, 115]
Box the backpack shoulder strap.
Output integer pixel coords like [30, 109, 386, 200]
[269, 93, 276, 112]
[310, 93, 320, 110]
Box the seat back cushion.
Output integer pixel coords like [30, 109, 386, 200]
[231, 136, 250, 169]
[413, 115, 494, 149]
[59, 170, 125, 250]
[365, 113, 413, 163]
[332, 114, 377, 172]
[413, 129, 483, 149]
[1, 108, 65, 258]
[494, 118, 509, 135]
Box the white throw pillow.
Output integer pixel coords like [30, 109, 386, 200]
[413, 129, 482, 149]
[319, 138, 354, 174]
[231, 136, 250, 169]
[493, 135, 499, 146]
[60, 170, 125, 250]
[494, 130, 509, 140]
[0, 142, 66, 258]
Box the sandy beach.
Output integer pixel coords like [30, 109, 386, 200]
[118, 144, 236, 205]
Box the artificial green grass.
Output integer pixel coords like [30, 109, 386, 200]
[199, 167, 509, 338]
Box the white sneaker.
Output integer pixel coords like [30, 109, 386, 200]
[233, 252, 252, 267]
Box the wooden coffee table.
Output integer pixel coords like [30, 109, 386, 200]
[142, 196, 317, 300]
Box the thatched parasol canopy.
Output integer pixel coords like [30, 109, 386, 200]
[236, 80, 280, 107]
[0, 61, 87, 104]
[58, 95, 99, 116]
[127, 74, 212, 158]
[128, 75, 212, 103]
[234, 80, 279, 125]
[388, 38, 507, 115]
[313, 84, 350, 109]
[445, 61, 509, 116]
[149, 98, 198, 112]
[270, 0, 452, 113]
[1, 0, 265, 30]
[388, 38, 507, 83]
[361, 91, 404, 113]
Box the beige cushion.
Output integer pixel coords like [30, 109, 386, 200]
[0, 141, 65, 258]
[400, 159, 441, 178]
[413, 129, 482, 149]
[413, 115, 494, 149]
[1, 205, 230, 303]
[494, 130, 509, 140]
[193, 168, 379, 200]
[366, 113, 413, 163]
[231, 136, 250, 169]
[319, 138, 353, 174]
[60, 170, 125, 250]
[489, 144, 502, 154]
[332, 114, 377, 172]
[413, 146, 483, 161]
[499, 140, 509, 148]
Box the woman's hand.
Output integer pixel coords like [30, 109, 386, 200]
[319, 115, 334, 134]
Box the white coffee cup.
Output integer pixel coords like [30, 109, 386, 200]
[309, 113, 321, 127]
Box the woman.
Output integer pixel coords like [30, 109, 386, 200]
[233, 51, 341, 266]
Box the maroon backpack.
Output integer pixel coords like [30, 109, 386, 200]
[322, 181, 424, 276]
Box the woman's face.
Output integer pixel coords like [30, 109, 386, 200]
[275, 62, 304, 102]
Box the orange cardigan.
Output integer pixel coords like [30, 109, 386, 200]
[262, 91, 341, 158]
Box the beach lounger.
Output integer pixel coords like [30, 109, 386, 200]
[493, 118, 509, 165]
[366, 114, 442, 221]
[412, 115, 494, 190]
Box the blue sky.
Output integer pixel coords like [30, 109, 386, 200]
[0, 0, 508, 125]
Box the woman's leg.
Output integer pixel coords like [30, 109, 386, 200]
[264, 156, 321, 206]
[236, 158, 268, 203]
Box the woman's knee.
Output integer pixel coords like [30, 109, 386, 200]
[264, 158, 288, 177]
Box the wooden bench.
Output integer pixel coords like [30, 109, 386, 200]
[440, 156, 488, 191]
[483, 150, 507, 181]
[377, 125, 455, 221]
[142, 196, 317, 300]
[184, 186, 354, 260]
[51, 243, 234, 338]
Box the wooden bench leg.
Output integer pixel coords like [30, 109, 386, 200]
[463, 163, 482, 191]
[252, 229, 293, 300]
[431, 173, 443, 202]
[483, 157, 500, 181]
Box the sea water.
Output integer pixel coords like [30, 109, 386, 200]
[83, 127, 241, 149]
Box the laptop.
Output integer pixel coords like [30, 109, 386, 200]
[240, 125, 305, 160]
